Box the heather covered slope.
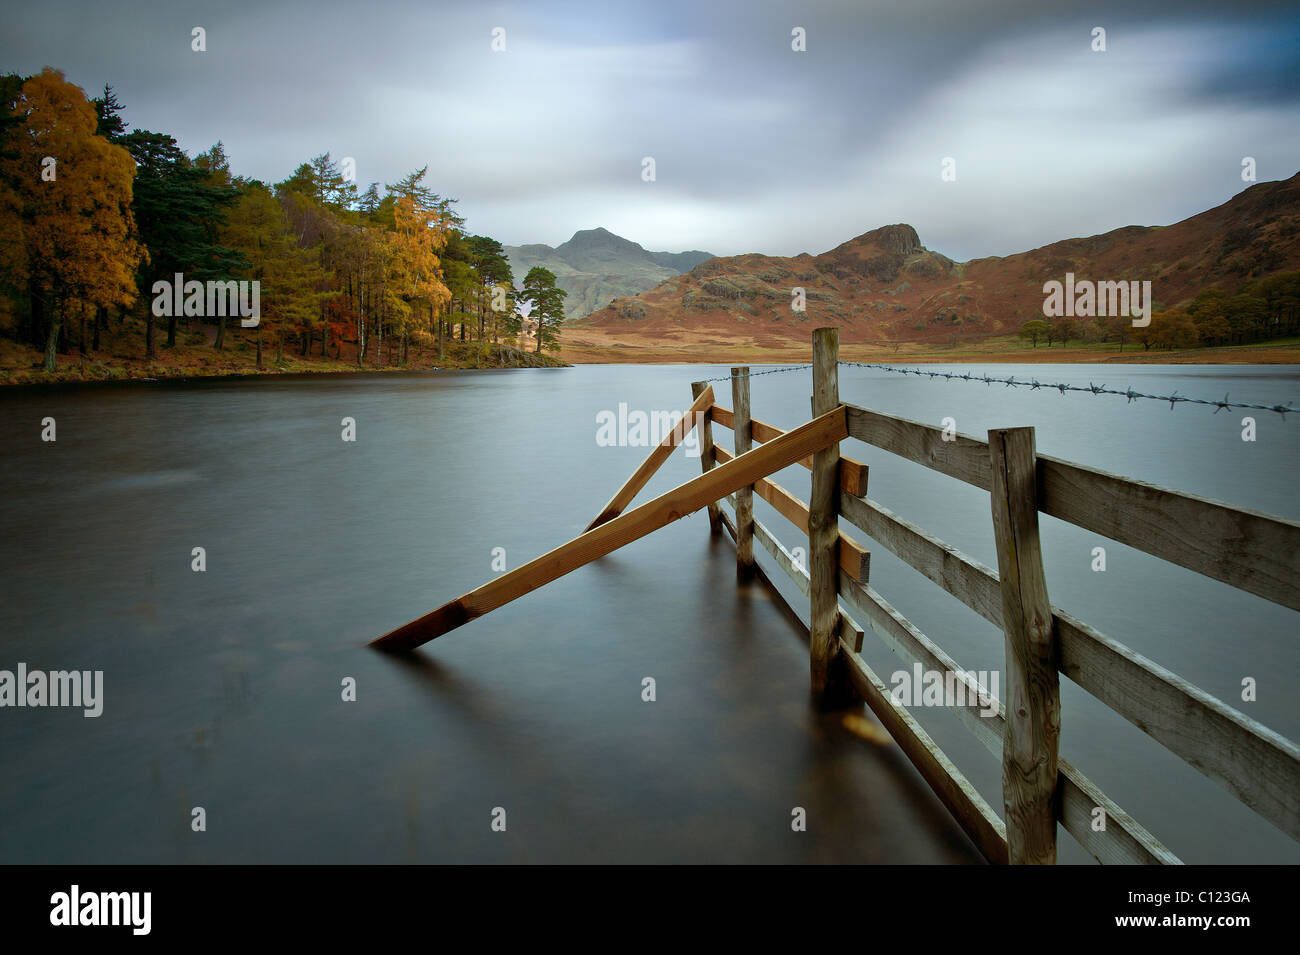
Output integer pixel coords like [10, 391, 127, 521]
[572, 174, 1300, 350]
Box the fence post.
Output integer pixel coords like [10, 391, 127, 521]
[809, 328, 850, 702]
[731, 367, 756, 579]
[988, 426, 1060, 864]
[691, 380, 721, 535]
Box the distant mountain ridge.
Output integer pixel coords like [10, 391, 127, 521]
[575, 173, 1300, 345]
[505, 227, 713, 319]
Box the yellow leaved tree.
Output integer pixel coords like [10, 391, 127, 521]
[390, 193, 451, 363]
[16, 69, 142, 371]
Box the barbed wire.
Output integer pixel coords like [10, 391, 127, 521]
[839, 361, 1294, 417]
[700, 361, 1294, 417]
[702, 364, 811, 383]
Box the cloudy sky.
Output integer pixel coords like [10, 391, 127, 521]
[4, 0, 1298, 261]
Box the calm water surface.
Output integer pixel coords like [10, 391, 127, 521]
[0, 362, 1296, 863]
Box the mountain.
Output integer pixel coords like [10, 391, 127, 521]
[505, 227, 713, 320]
[572, 173, 1300, 348]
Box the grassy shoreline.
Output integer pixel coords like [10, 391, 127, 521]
[0, 333, 569, 386]
[3, 331, 1296, 386]
[560, 334, 1300, 366]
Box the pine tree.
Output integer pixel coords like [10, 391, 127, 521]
[519, 266, 566, 354]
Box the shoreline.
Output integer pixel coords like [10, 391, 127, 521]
[0, 334, 571, 388]
[3, 338, 1296, 389]
[0, 362, 574, 393]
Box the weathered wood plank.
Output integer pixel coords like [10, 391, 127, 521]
[843, 401, 1300, 611]
[747, 507, 809, 597]
[715, 446, 869, 581]
[842, 489, 1300, 846]
[732, 368, 756, 580]
[989, 427, 1060, 865]
[586, 385, 713, 532]
[1037, 455, 1300, 612]
[371, 407, 849, 650]
[810, 327, 845, 700]
[711, 404, 734, 430]
[722, 500, 864, 653]
[839, 640, 1010, 864]
[714, 405, 869, 496]
[846, 404, 992, 490]
[839, 492, 1002, 625]
[1058, 757, 1182, 865]
[691, 381, 721, 534]
[1054, 607, 1300, 842]
[836, 573, 1180, 864]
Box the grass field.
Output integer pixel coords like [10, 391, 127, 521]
[4, 325, 1297, 386]
[561, 332, 1300, 366]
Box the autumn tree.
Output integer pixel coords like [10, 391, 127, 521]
[221, 181, 328, 367]
[1151, 309, 1200, 350]
[390, 192, 451, 363]
[13, 69, 142, 371]
[0, 73, 27, 339]
[1102, 315, 1131, 351]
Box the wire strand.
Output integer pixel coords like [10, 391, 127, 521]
[699, 361, 1294, 417]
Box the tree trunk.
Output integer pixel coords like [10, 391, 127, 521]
[79, 306, 88, 356]
[277, 328, 285, 364]
[215, 315, 226, 350]
[29, 279, 44, 350]
[43, 310, 61, 372]
[94, 306, 105, 351]
[256, 327, 263, 369]
[167, 314, 178, 348]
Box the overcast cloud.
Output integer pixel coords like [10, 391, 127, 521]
[3, 0, 1297, 260]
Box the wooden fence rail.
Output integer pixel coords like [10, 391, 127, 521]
[699, 332, 1300, 864]
[369, 325, 1297, 865]
[372, 406, 848, 650]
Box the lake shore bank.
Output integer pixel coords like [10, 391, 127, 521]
[559, 335, 1300, 366]
[5, 332, 1297, 387]
[0, 335, 569, 386]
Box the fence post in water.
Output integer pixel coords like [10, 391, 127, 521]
[691, 381, 722, 535]
[988, 426, 1060, 864]
[731, 367, 756, 580]
[809, 328, 850, 702]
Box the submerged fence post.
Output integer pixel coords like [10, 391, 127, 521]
[691, 380, 721, 535]
[732, 367, 755, 579]
[988, 426, 1060, 864]
[809, 328, 849, 702]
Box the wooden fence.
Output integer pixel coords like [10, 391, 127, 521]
[373, 325, 1300, 864]
[695, 327, 1300, 864]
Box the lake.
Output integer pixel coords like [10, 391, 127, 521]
[1, 362, 1296, 863]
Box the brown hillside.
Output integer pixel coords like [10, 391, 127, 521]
[570, 174, 1300, 353]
